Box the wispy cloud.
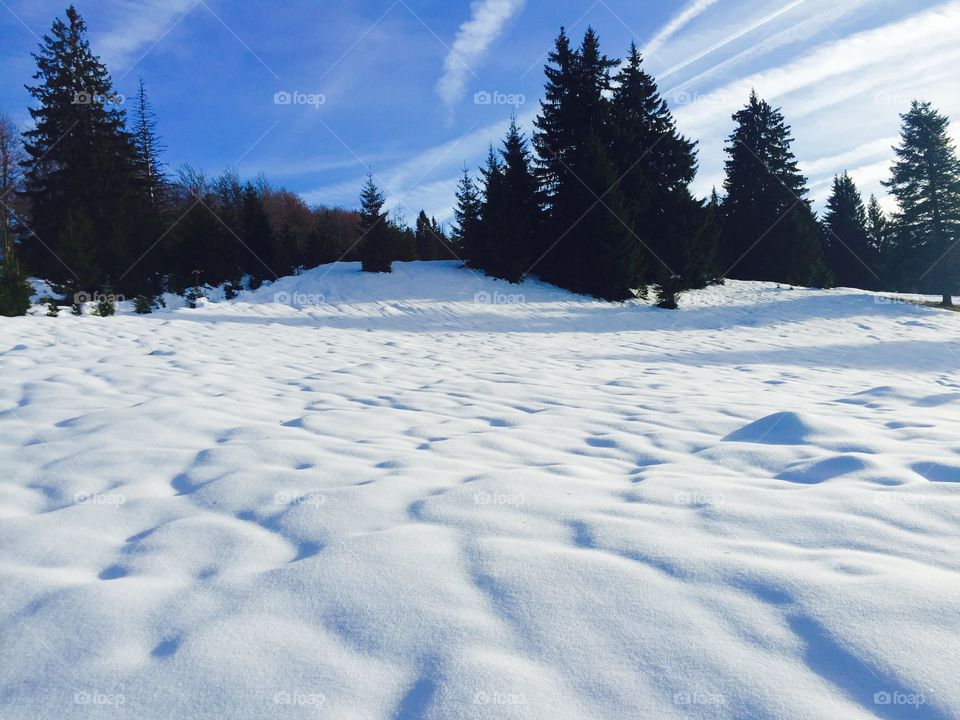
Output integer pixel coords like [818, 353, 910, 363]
[93, 0, 196, 71]
[642, 0, 720, 61]
[436, 0, 525, 111]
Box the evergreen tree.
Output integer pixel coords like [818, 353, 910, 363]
[21, 5, 140, 285]
[0, 258, 32, 316]
[610, 42, 698, 285]
[357, 173, 392, 273]
[865, 194, 894, 286]
[478, 117, 541, 283]
[821, 172, 878, 289]
[415, 210, 439, 260]
[451, 166, 482, 263]
[720, 91, 825, 285]
[559, 132, 641, 299]
[472, 145, 504, 273]
[131, 76, 166, 208]
[532, 27, 618, 289]
[866, 194, 891, 255]
[533, 27, 577, 203]
[883, 101, 960, 305]
[239, 182, 277, 287]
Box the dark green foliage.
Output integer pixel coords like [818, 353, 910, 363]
[451, 167, 481, 261]
[44, 297, 60, 316]
[610, 42, 698, 286]
[821, 172, 878, 289]
[475, 118, 541, 283]
[21, 5, 143, 288]
[0, 258, 32, 316]
[883, 101, 960, 304]
[94, 287, 115, 316]
[720, 91, 825, 285]
[133, 294, 152, 313]
[357, 174, 392, 273]
[131, 76, 166, 208]
[414, 210, 451, 260]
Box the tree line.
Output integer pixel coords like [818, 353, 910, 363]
[1, 8, 959, 316]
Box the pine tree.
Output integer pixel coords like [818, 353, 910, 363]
[452, 166, 482, 263]
[610, 42, 698, 285]
[866, 194, 891, 255]
[720, 91, 825, 285]
[0, 258, 32, 316]
[240, 183, 277, 287]
[532, 28, 618, 289]
[478, 117, 541, 283]
[821, 172, 878, 289]
[357, 173, 392, 273]
[131, 76, 166, 208]
[560, 132, 641, 299]
[472, 145, 504, 274]
[533, 27, 576, 203]
[415, 210, 438, 260]
[21, 5, 140, 285]
[883, 101, 960, 305]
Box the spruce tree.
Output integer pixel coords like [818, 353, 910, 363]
[532, 28, 617, 290]
[357, 173, 392, 273]
[472, 145, 504, 274]
[415, 210, 438, 260]
[533, 27, 576, 203]
[22, 5, 140, 285]
[131, 76, 165, 208]
[883, 101, 960, 305]
[451, 166, 482, 262]
[610, 42, 699, 285]
[479, 117, 541, 283]
[720, 91, 824, 285]
[821, 172, 877, 289]
[560, 132, 640, 299]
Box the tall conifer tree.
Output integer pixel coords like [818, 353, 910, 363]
[720, 91, 824, 285]
[883, 101, 960, 305]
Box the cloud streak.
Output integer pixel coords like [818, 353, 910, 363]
[642, 0, 720, 61]
[436, 0, 525, 111]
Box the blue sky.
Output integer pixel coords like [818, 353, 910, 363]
[1, 0, 958, 224]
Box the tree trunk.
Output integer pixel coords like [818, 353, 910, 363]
[942, 292, 954, 307]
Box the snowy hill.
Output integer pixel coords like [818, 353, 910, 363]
[2, 261, 959, 719]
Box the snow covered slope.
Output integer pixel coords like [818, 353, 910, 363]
[1, 261, 959, 719]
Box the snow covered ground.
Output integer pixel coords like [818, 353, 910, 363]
[1, 261, 959, 719]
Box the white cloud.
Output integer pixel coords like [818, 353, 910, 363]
[659, 0, 809, 81]
[436, 0, 525, 111]
[642, 0, 720, 61]
[93, 0, 197, 72]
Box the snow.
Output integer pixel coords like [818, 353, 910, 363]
[2, 260, 959, 719]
